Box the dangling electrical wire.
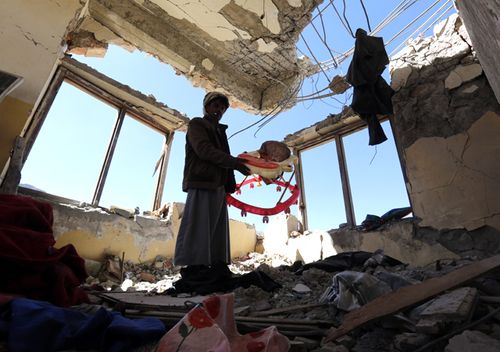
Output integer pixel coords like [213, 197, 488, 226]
[300, 33, 331, 82]
[254, 79, 304, 135]
[320, 0, 423, 71]
[342, 0, 356, 38]
[330, 0, 355, 38]
[310, 19, 339, 68]
[228, 75, 304, 140]
[359, 0, 372, 32]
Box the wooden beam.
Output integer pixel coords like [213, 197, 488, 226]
[294, 149, 308, 231]
[325, 254, 500, 342]
[0, 136, 26, 194]
[250, 303, 327, 317]
[335, 135, 355, 226]
[92, 108, 125, 206]
[64, 72, 169, 134]
[23, 67, 66, 162]
[153, 131, 174, 211]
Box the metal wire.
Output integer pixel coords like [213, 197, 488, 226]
[300, 33, 331, 81]
[384, 0, 445, 47]
[320, 0, 424, 70]
[330, 0, 354, 37]
[390, 2, 454, 56]
[228, 74, 304, 140]
[342, 0, 356, 38]
[359, 0, 372, 32]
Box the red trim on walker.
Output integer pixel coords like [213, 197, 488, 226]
[238, 153, 279, 169]
[226, 176, 300, 216]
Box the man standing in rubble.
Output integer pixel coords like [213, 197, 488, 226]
[174, 92, 250, 275]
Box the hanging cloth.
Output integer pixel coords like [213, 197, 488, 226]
[346, 28, 394, 145]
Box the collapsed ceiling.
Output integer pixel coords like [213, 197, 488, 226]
[70, 0, 322, 114]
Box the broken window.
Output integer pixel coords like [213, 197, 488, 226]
[98, 114, 166, 211]
[297, 119, 410, 230]
[21, 82, 117, 204]
[343, 121, 410, 224]
[20, 58, 185, 212]
[301, 141, 346, 230]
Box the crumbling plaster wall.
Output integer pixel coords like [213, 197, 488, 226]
[263, 215, 459, 266]
[390, 14, 500, 232]
[53, 202, 257, 263]
[0, 0, 84, 177]
[80, 0, 320, 113]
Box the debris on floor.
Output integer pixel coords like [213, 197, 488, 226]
[2, 231, 500, 352]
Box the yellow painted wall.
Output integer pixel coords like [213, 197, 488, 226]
[56, 229, 174, 263]
[0, 96, 33, 175]
[54, 202, 257, 264]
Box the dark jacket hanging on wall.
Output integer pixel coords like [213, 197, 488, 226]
[346, 28, 394, 145]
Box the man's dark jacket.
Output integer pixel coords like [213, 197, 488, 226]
[182, 116, 238, 193]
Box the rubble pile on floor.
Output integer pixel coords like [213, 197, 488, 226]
[79, 251, 500, 351]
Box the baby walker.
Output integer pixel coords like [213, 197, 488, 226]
[226, 153, 300, 223]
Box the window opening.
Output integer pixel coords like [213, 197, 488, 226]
[21, 81, 117, 203]
[301, 140, 346, 230]
[99, 114, 166, 212]
[342, 120, 410, 224]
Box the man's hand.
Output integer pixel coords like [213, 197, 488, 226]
[234, 157, 251, 176]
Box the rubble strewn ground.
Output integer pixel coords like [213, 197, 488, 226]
[81, 250, 500, 351]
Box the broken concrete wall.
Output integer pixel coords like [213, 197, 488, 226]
[330, 220, 459, 266]
[81, 0, 320, 113]
[53, 201, 257, 263]
[390, 14, 500, 232]
[263, 213, 500, 266]
[0, 0, 83, 180]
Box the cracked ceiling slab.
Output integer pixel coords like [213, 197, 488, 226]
[72, 0, 321, 113]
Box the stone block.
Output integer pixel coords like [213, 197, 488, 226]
[84, 258, 103, 277]
[420, 287, 477, 319]
[394, 333, 431, 350]
[416, 316, 443, 334]
[445, 330, 500, 352]
[445, 63, 483, 89]
[139, 272, 155, 283]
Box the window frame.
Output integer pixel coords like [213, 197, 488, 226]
[293, 114, 410, 230]
[22, 58, 184, 211]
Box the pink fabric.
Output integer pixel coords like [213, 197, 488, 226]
[157, 293, 289, 352]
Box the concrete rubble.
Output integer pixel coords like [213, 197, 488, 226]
[69, 241, 500, 352]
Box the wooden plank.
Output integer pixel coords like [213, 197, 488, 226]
[479, 296, 500, 304]
[250, 303, 327, 317]
[131, 309, 333, 327]
[325, 254, 500, 342]
[100, 292, 207, 308]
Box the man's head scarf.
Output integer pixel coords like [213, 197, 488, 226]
[203, 92, 230, 116]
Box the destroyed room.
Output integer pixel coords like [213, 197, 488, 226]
[1, 0, 500, 351]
